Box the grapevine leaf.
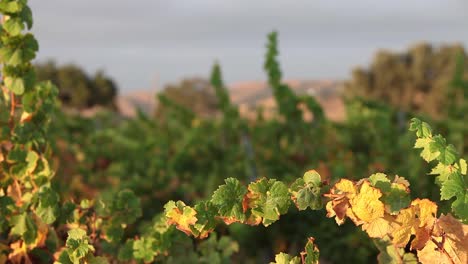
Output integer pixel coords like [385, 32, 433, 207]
[325, 179, 357, 225]
[246, 178, 290, 226]
[270, 252, 301, 264]
[430, 163, 456, 184]
[10, 212, 37, 245]
[374, 237, 417, 264]
[211, 177, 247, 224]
[417, 214, 467, 264]
[290, 170, 324, 210]
[414, 138, 438, 162]
[451, 192, 468, 222]
[118, 240, 134, 261]
[20, 5, 33, 29]
[4, 70, 35, 95]
[193, 201, 217, 238]
[459, 159, 467, 175]
[88, 255, 109, 264]
[440, 172, 464, 200]
[384, 182, 411, 214]
[362, 216, 393, 238]
[302, 237, 320, 264]
[65, 228, 94, 263]
[350, 181, 385, 223]
[392, 199, 437, 247]
[3, 17, 24, 36]
[409, 118, 432, 138]
[164, 200, 197, 236]
[36, 187, 59, 224]
[0, 1, 23, 13]
[303, 170, 322, 186]
[132, 237, 157, 262]
[0, 34, 38, 66]
[430, 135, 457, 165]
[369, 173, 391, 192]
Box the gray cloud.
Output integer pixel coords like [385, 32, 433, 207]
[30, 0, 468, 91]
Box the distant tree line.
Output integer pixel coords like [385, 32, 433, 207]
[35, 60, 118, 109]
[344, 43, 467, 119]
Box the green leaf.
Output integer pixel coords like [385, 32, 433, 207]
[290, 171, 324, 211]
[25, 150, 39, 174]
[0, 34, 38, 66]
[10, 212, 37, 244]
[409, 118, 432, 138]
[451, 192, 468, 223]
[192, 201, 218, 238]
[414, 138, 438, 162]
[440, 172, 464, 200]
[88, 255, 109, 264]
[118, 240, 134, 261]
[247, 178, 290, 226]
[383, 184, 411, 214]
[133, 237, 156, 262]
[369, 173, 391, 192]
[303, 170, 321, 186]
[211, 178, 247, 224]
[303, 237, 320, 264]
[0, 1, 24, 13]
[36, 187, 59, 224]
[430, 136, 457, 165]
[7, 147, 27, 163]
[3, 17, 24, 36]
[65, 228, 94, 263]
[270, 253, 301, 264]
[20, 5, 33, 29]
[4, 75, 25, 94]
[430, 163, 455, 185]
[459, 159, 467, 175]
[4, 69, 35, 95]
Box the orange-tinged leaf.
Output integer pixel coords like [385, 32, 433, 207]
[411, 227, 431, 250]
[418, 214, 468, 264]
[8, 241, 32, 264]
[350, 181, 385, 223]
[325, 179, 357, 225]
[164, 201, 197, 236]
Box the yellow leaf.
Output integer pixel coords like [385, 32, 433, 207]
[350, 181, 385, 223]
[362, 216, 393, 238]
[411, 199, 437, 228]
[334, 179, 357, 198]
[393, 207, 417, 247]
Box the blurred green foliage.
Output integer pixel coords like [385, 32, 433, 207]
[46, 33, 468, 263]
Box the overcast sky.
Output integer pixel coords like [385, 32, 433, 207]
[29, 0, 468, 92]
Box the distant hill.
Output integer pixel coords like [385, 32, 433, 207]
[116, 90, 157, 117]
[229, 80, 345, 121]
[116, 80, 345, 121]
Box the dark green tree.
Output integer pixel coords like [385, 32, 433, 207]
[345, 43, 467, 119]
[35, 60, 118, 109]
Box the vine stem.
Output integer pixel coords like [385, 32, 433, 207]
[430, 235, 455, 264]
[9, 92, 16, 131]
